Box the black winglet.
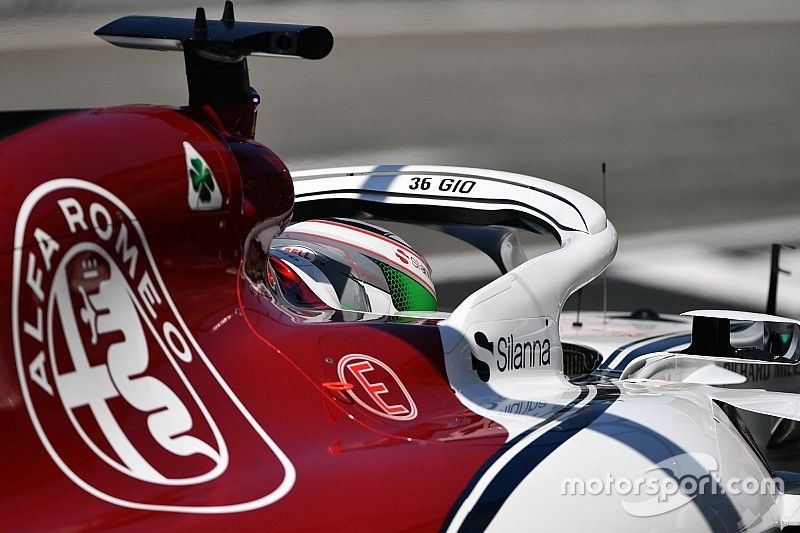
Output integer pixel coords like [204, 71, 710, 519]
[94, 3, 333, 136]
[222, 1, 235, 25]
[193, 7, 208, 37]
[94, 13, 333, 60]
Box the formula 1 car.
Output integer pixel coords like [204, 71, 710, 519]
[2, 4, 800, 531]
[560, 309, 800, 387]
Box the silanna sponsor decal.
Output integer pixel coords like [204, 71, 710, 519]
[472, 330, 552, 381]
[394, 247, 432, 281]
[12, 179, 294, 513]
[337, 354, 418, 420]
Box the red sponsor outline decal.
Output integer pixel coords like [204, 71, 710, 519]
[395, 248, 410, 265]
[336, 354, 418, 421]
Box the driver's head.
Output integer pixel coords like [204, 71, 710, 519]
[267, 218, 436, 314]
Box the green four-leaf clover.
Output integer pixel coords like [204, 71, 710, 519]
[190, 157, 215, 203]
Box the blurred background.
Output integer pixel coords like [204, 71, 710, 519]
[2, 0, 799, 315]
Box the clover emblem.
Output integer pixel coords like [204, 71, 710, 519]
[189, 157, 215, 203]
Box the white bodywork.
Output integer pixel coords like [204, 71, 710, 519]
[684, 310, 800, 326]
[293, 165, 800, 531]
[560, 310, 693, 372]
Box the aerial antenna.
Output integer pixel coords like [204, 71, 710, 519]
[573, 288, 584, 327]
[766, 243, 794, 315]
[602, 162, 608, 323]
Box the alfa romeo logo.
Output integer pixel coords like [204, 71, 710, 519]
[12, 179, 293, 512]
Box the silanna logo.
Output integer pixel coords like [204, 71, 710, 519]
[395, 247, 432, 281]
[12, 179, 294, 513]
[337, 354, 417, 420]
[472, 330, 552, 380]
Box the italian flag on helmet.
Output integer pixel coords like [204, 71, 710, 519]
[268, 218, 437, 315]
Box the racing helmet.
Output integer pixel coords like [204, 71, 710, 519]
[267, 218, 437, 314]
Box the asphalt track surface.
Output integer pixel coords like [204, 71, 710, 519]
[2, 18, 799, 314]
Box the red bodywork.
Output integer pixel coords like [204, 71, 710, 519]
[0, 106, 506, 530]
